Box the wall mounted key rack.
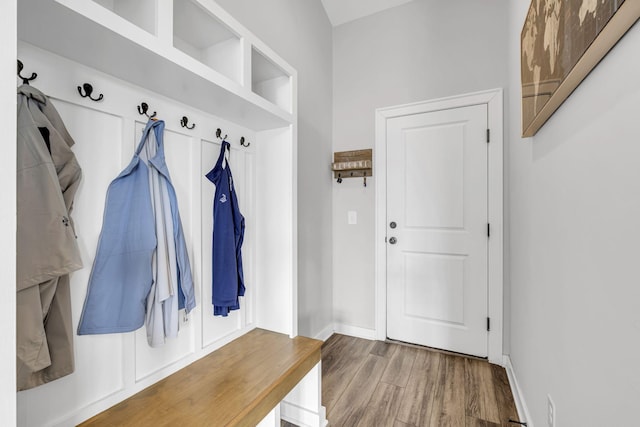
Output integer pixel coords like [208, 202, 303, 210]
[332, 149, 372, 187]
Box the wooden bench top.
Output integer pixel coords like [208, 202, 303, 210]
[79, 328, 323, 427]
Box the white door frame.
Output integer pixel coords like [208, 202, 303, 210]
[374, 88, 504, 364]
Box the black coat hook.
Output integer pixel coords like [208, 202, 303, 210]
[216, 128, 227, 140]
[240, 136, 250, 147]
[17, 60, 37, 85]
[137, 102, 157, 118]
[180, 116, 196, 129]
[77, 83, 104, 102]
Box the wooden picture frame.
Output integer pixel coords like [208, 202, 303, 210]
[521, 0, 640, 137]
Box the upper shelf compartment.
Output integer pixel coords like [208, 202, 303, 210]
[173, 0, 241, 85]
[92, 0, 158, 36]
[252, 47, 292, 114]
[17, 0, 295, 131]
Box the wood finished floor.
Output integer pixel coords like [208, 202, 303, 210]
[284, 333, 520, 427]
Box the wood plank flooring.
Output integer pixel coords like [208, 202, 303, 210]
[318, 334, 520, 427]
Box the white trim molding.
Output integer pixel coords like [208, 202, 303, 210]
[333, 323, 377, 341]
[374, 88, 504, 364]
[504, 355, 534, 427]
[281, 363, 328, 427]
[313, 324, 335, 342]
[280, 402, 328, 427]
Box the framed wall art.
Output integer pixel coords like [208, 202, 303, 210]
[521, 0, 640, 137]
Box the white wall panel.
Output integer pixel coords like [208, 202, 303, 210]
[256, 126, 293, 336]
[240, 151, 255, 327]
[17, 101, 127, 427]
[16, 42, 264, 426]
[0, 2, 17, 424]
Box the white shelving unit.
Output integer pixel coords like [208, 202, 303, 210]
[172, 0, 242, 84]
[92, 0, 159, 36]
[252, 46, 293, 113]
[15, 0, 313, 426]
[18, 0, 296, 130]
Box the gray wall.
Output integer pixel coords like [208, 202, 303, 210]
[332, 0, 509, 332]
[508, 2, 640, 425]
[215, 0, 334, 338]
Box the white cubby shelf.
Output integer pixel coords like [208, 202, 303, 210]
[18, 0, 296, 131]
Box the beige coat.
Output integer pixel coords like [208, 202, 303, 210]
[16, 85, 82, 391]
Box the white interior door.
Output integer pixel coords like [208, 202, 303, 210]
[386, 104, 488, 357]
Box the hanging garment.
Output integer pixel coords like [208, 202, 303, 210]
[16, 84, 82, 391]
[77, 120, 195, 347]
[142, 124, 182, 346]
[205, 140, 245, 316]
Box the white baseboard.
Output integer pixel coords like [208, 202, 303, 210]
[503, 355, 534, 427]
[333, 323, 377, 340]
[313, 324, 335, 342]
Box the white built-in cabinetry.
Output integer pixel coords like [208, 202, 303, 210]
[16, 1, 316, 426]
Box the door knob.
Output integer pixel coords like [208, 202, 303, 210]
[389, 237, 397, 244]
[389, 221, 397, 229]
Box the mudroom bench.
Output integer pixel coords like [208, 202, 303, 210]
[79, 329, 325, 427]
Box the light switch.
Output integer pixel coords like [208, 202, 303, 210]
[348, 211, 357, 225]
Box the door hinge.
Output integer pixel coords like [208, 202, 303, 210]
[486, 128, 490, 143]
[487, 317, 491, 331]
[487, 223, 490, 238]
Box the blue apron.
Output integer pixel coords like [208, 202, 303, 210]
[205, 140, 245, 316]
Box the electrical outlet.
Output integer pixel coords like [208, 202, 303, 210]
[348, 210, 357, 225]
[547, 394, 556, 427]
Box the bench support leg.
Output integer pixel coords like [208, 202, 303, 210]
[257, 406, 282, 427]
[280, 362, 328, 427]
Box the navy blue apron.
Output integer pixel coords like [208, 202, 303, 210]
[205, 140, 245, 316]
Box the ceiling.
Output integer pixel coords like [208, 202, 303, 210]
[320, 0, 415, 26]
